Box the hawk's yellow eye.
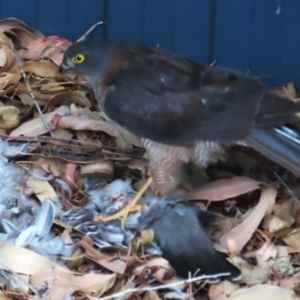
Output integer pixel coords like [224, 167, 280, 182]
[72, 54, 85, 64]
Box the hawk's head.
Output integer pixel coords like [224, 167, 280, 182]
[60, 39, 116, 83]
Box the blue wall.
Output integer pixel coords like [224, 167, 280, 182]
[1, 0, 299, 89]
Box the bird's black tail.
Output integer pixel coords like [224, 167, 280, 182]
[247, 126, 300, 177]
[143, 196, 242, 282]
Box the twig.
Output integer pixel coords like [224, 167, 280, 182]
[77, 21, 105, 42]
[98, 273, 230, 300]
[9, 39, 54, 137]
[273, 171, 298, 201]
[0, 133, 104, 150]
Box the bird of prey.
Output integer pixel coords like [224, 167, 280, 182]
[60, 39, 300, 222]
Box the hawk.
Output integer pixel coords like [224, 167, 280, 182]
[60, 39, 300, 222]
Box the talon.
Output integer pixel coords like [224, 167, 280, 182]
[94, 177, 153, 229]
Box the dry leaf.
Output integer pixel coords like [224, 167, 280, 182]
[264, 215, 290, 233]
[0, 241, 61, 275]
[273, 198, 294, 226]
[52, 128, 73, 139]
[281, 272, 300, 290]
[0, 45, 14, 72]
[30, 267, 116, 297]
[19, 35, 71, 61]
[231, 256, 269, 285]
[283, 231, 300, 250]
[0, 18, 43, 47]
[186, 177, 261, 201]
[44, 91, 90, 112]
[0, 106, 20, 129]
[32, 157, 64, 177]
[55, 114, 116, 135]
[16, 176, 57, 202]
[22, 60, 59, 77]
[10, 105, 70, 136]
[256, 242, 277, 264]
[63, 163, 77, 190]
[17, 92, 35, 106]
[80, 161, 114, 178]
[77, 240, 127, 273]
[269, 82, 297, 100]
[220, 184, 277, 251]
[40, 82, 66, 93]
[105, 277, 136, 300]
[208, 282, 227, 300]
[229, 284, 297, 299]
[0, 72, 21, 90]
[17, 82, 55, 102]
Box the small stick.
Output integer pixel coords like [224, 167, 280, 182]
[9, 39, 54, 136]
[77, 21, 105, 42]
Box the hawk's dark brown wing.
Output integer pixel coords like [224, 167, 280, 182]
[103, 52, 265, 146]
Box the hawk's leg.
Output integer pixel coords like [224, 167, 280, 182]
[143, 139, 192, 194]
[149, 156, 188, 195]
[94, 176, 153, 229]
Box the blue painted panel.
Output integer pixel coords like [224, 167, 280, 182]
[250, 0, 284, 87]
[105, 0, 144, 42]
[172, 0, 212, 63]
[1, 0, 38, 28]
[142, 0, 174, 48]
[64, 0, 106, 41]
[213, 0, 254, 72]
[281, 1, 300, 88]
[0, 0, 105, 41]
[0, 0, 299, 89]
[37, 0, 68, 37]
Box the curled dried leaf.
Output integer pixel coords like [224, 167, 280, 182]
[32, 157, 64, 177]
[0, 72, 21, 90]
[220, 184, 277, 251]
[18, 82, 56, 102]
[269, 82, 297, 100]
[22, 60, 58, 77]
[0, 17, 43, 47]
[63, 163, 77, 190]
[19, 35, 72, 61]
[80, 161, 114, 179]
[40, 82, 65, 93]
[55, 114, 116, 136]
[283, 231, 300, 250]
[273, 198, 295, 226]
[15, 176, 57, 202]
[10, 105, 70, 136]
[0, 45, 14, 72]
[44, 91, 90, 112]
[0, 106, 20, 129]
[186, 177, 261, 201]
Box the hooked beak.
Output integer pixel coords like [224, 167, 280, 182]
[59, 59, 73, 73]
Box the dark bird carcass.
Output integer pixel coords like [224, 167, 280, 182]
[61, 179, 242, 282]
